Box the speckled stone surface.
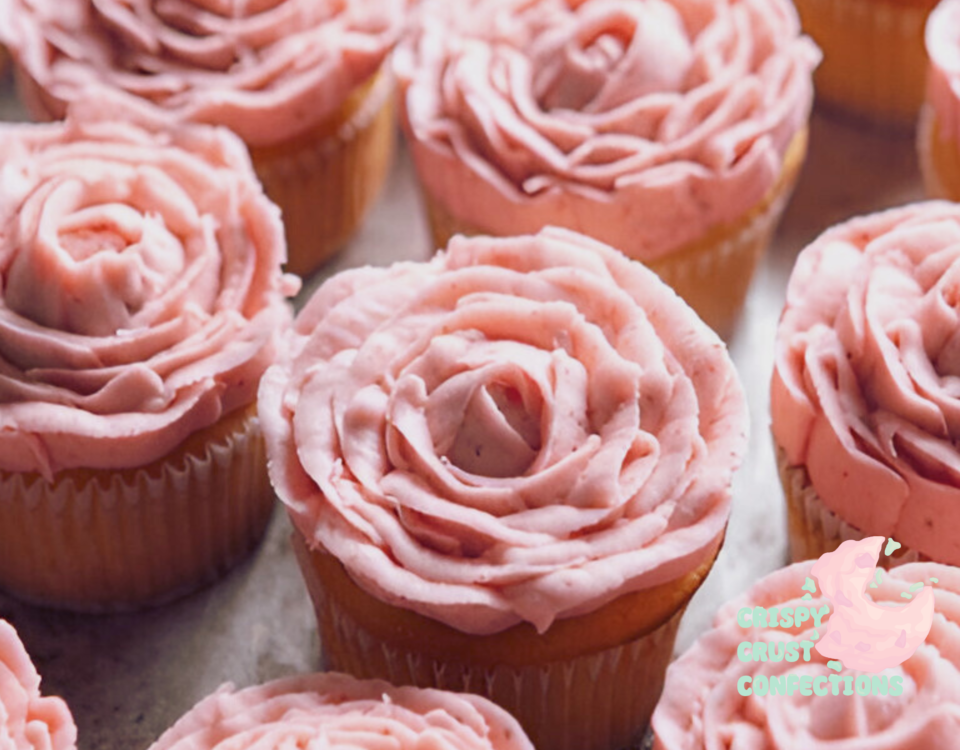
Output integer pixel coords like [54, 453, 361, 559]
[0, 66, 925, 749]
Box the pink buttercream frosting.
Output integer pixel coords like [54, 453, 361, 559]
[0, 102, 296, 479]
[771, 202, 960, 566]
[148, 671, 533, 750]
[0, 0, 402, 147]
[0, 619, 77, 750]
[926, 0, 960, 145]
[652, 561, 960, 749]
[396, 0, 818, 261]
[259, 228, 748, 635]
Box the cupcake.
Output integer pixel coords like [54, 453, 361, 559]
[395, 0, 818, 334]
[260, 228, 749, 750]
[0, 104, 297, 611]
[795, 0, 937, 128]
[922, 0, 960, 200]
[652, 556, 960, 748]
[0, 0, 402, 277]
[772, 202, 960, 567]
[148, 671, 533, 750]
[1, 619, 77, 750]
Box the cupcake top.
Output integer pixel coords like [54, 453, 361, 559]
[651, 559, 960, 749]
[772, 202, 960, 566]
[0, 0, 402, 147]
[0, 103, 296, 480]
[148, 671, 533, 750]
[396, 0, 818, 261]
[260, 228, 748, 635]
[927, 0, 960, 142]
[0, 619, 77, 750]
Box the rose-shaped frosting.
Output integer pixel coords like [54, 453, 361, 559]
[0, 0, 402, 147]
[148, 672, 533, 750]
[651, 561, 960, 749]
[0, 102, 296, 479]
[396, 0, 818, 261]
[0, 619, 77, 750]
[260, 228, 747, 635]
[927, 0, 960, 146]
[771, 202, 960, 567]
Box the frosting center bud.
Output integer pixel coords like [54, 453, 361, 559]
[3, 171, 195, 336]
[533, 0, 692, 112]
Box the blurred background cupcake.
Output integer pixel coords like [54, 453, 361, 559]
[1, 618, 76, 750]
[148, 672, 533, 750]
[0, 104, 297, 611]
[260, 228, 748, 750]
[651, 558, 960, 748]
[396, 0, 819, 334]
[795, 0, 937, 129]
[921, 0, 960, 198]
[0, 0, 403, 277]
[772, 202, 960, 567]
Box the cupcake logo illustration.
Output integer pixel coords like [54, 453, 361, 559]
[812, 537, 935, 672]
[735, 536, 936, 698]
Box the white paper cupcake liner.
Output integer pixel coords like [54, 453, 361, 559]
[296, 533, 683, 750]
[0, 408, 275, 612]
[918, 105, 952, 199]
[251, 67, 397, 276]
[795, 0, 932, 126]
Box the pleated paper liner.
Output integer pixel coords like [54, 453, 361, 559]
[794, 0, 936, 128]
[422, 129, 808, 338]
[292, 532, 723, 750]
[0, 404, 276, 612]
[249, 67, 397, 278]
[775, 444, 926, 567]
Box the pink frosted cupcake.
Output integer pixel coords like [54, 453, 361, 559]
[0, 619, 77, 750]
[652, 557, 960, 748]
[772, 202, 960, 567]
[396, 0, 819, 333]
[148, 672, 532, 750]
[260, 227, 748, 750]
[0, 103, 297, 611]
[0, 0, 403, 276]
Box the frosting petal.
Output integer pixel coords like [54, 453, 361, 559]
[259, 228, 748, 635]
[0, 0, 402, 147]
[396, 0, 818, 261]
[772, 202, 960, 566]
[0, 103, 296, 478]
[0, 619, 77, 750]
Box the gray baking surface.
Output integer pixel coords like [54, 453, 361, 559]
[0, 69, 925, 749]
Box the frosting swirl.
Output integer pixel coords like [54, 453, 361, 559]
[0, 102, 296, 479]
[0, 0, 401, 147]
[652, 561, 960, 749]
[0, 619, 77, 750]
[259, 228, 747, 635]
[772, 202, 960, 566]
[148, 671, 533, 750]
[396, 0, 818, 261]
